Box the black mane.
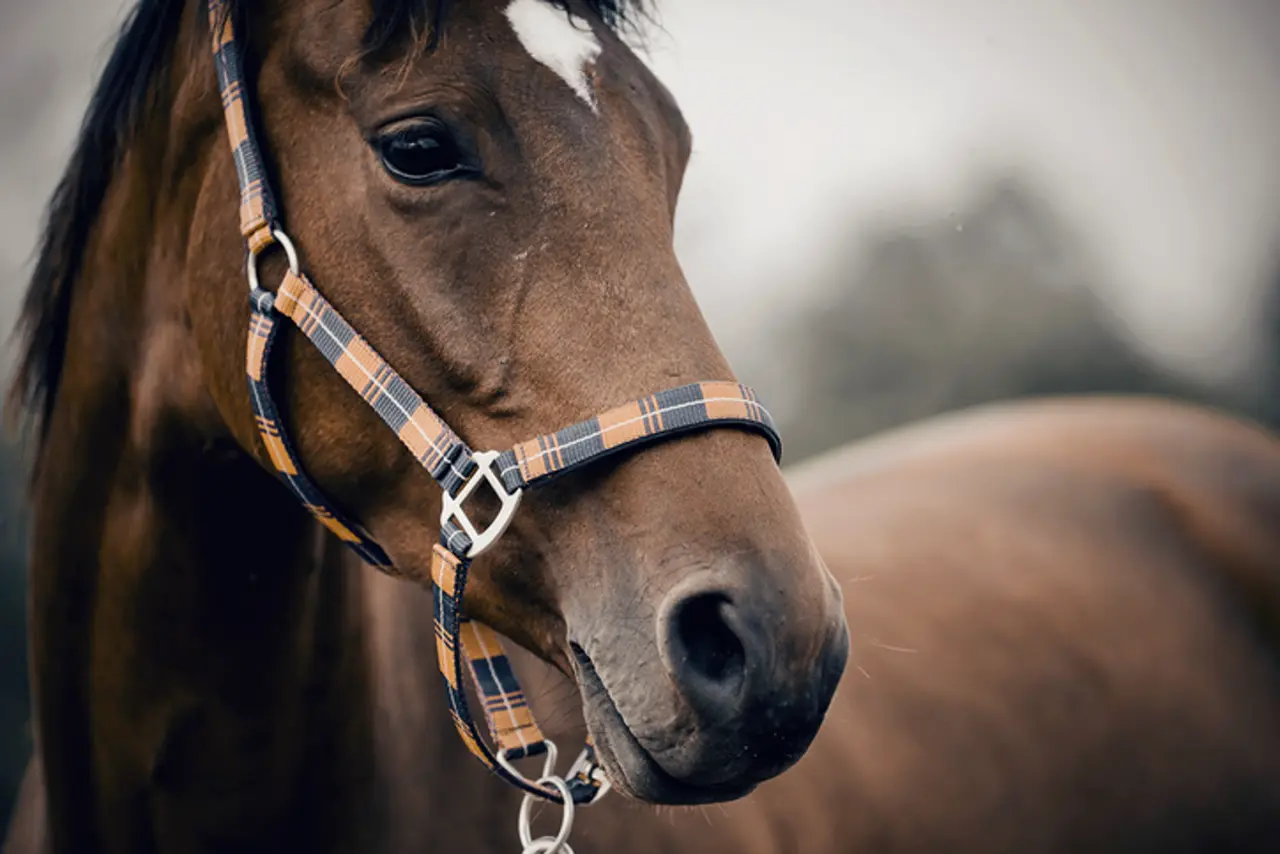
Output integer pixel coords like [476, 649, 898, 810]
[8, 0, 649, 446]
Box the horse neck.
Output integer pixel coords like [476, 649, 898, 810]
[23, 17, 391, 853]
[30, 270, 384, 851]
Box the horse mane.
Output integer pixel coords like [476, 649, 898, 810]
[6, 0, 184, 446]
[7, 0, 650, 451]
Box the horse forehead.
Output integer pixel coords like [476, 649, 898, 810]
[502, 0, 603, 113]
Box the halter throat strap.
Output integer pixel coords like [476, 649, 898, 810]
[208, 0, 783, 806]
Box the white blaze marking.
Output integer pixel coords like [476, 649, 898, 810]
[505, 0, 603, 112]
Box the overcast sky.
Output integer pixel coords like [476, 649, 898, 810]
[2, 0, 1278, 384]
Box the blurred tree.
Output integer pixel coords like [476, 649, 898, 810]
[755, 175, 1244, 463]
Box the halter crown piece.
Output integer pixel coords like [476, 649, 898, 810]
[208, 0, 783, 818]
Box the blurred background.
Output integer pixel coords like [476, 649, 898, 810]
[1, 0, 1278, 829]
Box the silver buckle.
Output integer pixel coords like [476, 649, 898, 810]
[440, 450, 523, 559]
[565, 746, 612, 804]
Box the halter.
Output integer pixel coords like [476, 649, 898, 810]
[209, 0, 782, 813]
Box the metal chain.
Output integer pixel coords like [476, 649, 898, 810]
[513, 743, 578, 854]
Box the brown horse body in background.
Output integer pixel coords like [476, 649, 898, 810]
[5, 0, 1280, 852]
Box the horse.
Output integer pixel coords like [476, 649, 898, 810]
[4, 0, 1280, 852]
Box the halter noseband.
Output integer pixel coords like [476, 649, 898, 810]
[209, 1, 782, 807]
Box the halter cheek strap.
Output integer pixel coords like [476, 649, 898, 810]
[210, 0, 783, 806]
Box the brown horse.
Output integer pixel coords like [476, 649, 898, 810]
[4, 2, 1280, 854]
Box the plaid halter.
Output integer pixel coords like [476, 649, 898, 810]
[209, 1, 782, 806]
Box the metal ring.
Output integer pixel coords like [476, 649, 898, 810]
[498, 740, 559, 787]
[523, 837, 574, 854]
[246, 228, 301, 292]
[518, 776, 575, 854]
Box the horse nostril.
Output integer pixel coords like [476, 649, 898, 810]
[666, 592, 748, 719]
[678, 594, 745, 684]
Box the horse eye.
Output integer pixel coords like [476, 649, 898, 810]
[376, 121, 475, 186]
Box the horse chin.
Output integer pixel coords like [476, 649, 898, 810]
[571, 645, 759, 806]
